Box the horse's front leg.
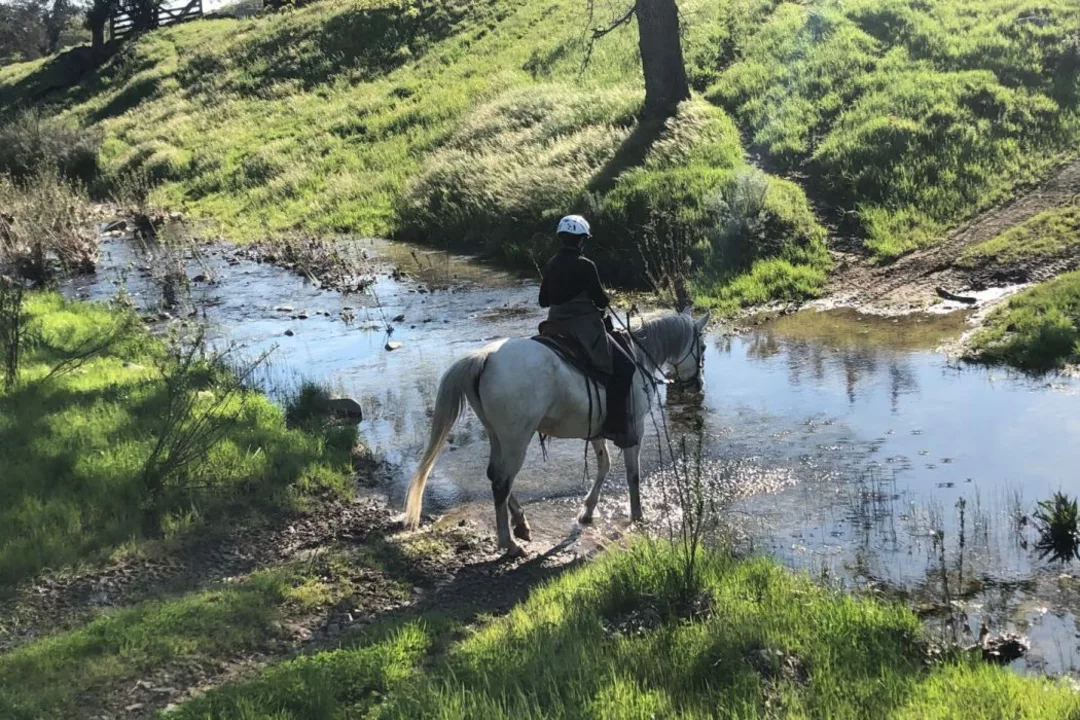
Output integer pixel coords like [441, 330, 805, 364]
[625, 443, 643, 523]
[578, 438, 610, 525]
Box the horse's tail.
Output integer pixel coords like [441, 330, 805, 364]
[403, 349, 489, 529]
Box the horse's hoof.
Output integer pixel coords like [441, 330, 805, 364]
[502, 543, 526, 560]
[513, 524, 532, 541]
[577, 511, 594, 525]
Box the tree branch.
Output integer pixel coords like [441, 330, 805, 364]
[591, 2, 637, 40]
[580, 0, 638, 75]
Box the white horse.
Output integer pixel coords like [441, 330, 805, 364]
[403, 309, 711, 556]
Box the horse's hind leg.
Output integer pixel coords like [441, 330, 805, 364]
[578, 438, 610, 525]
[487, 434, 530, 556]
[508, 494, 531, 541]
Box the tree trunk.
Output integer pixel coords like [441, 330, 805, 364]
[636, 0, 689, 120]
[91, 21, 104, 50]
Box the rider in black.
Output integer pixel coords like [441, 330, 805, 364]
[538, 215, 637, 448]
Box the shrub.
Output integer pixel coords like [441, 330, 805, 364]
[395, 84, 640, 267]
[0, 172, 96, 283]
[0, 110, 101, 185]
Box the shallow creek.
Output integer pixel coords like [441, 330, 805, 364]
[64, 233, 1080, 676]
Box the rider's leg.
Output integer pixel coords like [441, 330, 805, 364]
[604, 339, 636, 447]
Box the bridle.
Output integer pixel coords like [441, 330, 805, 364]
[668, 324, 704, 387]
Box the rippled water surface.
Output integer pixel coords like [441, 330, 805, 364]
[66, 234, 1080, 675]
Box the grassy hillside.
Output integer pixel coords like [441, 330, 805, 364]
[958, 203, 1080, 271]
[707, 0, 1080, 259]
[1, 0, 1078, 304]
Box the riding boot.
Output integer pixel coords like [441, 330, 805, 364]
[603, 340, 638, 449]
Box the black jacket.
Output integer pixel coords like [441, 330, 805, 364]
[538, 246, 610, 310]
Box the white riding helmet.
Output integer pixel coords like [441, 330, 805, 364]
[557, 215, 591, 237]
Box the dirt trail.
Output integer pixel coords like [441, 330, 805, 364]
[822, 158, 1080, 314]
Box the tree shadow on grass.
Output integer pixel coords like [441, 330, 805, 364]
[585, 115, 668, 197]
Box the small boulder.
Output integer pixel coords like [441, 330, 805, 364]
[392, 313, 406, 323]
[323, 398, 363, 421]
[385, 341, 402, 351]
[275, 305, 294, 313]
[284, 329, 295, 337]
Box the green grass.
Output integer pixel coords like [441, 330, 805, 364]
[966, 270, 1080, 372]
[958, 204, 1080, 269]
[0, 570, 290, 720]
[0, 293, 355, 588]
[165, 543, 1080, 719]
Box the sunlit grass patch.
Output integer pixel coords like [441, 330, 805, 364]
[164, 543, 1080, 719]
[0, 293, 354, 588]
[965, 270, 1080, 371]
[957, 204, 1080, 269]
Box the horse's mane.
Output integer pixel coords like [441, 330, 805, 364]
[631, 312, 692, 365]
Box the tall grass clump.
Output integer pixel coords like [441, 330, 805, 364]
[396, 85, 641, 270]
[0, 171, 97, 283]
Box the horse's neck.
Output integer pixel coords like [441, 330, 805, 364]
[634, 318, 687, 373]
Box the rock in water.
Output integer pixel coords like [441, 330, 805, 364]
[385, 341, 402, 351]
[323, 398, 363, 421]
[392, 314, 406, 322]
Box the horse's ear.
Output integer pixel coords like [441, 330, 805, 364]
[695, 311, 711, 332]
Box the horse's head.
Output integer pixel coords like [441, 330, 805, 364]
[670, 310, 711, 390]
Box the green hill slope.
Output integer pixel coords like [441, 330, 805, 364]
[2, 0, 1078, 309]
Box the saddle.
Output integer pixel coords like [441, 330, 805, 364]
[532, 319, 631, 386]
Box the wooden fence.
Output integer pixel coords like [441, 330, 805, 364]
[110, 0, 204, 41]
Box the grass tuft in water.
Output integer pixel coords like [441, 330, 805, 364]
[1033, 492, 1080, 564]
